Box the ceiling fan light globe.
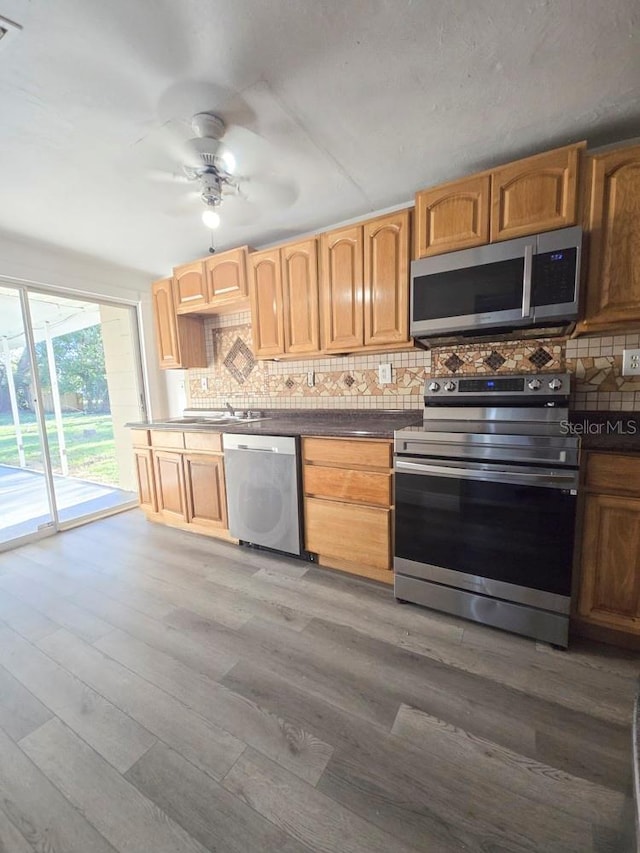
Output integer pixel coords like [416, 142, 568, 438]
[202, 209, 221, 229]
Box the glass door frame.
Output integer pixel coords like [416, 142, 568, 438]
[0, 278, 149, 551]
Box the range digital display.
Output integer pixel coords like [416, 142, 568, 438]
[457, 377, 525, 393]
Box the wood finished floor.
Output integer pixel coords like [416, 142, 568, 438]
[0, 510, 637, 853]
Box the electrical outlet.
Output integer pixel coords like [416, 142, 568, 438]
[622, 348, 640, 376]
[307, 371, 315, 387]
[378, 363, 392, 384]
[200, 377, 208, 391]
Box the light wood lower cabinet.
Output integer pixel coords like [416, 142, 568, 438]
[183, 453, 227, 531]
[302, 436, 393, 584]
[133, 448, 156, 513]
[576, 452, 640, 643]
[153, 450, 187, 522]
[131, 430, 232, 541]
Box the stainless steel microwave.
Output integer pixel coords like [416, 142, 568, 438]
[410, 226, 582, 339]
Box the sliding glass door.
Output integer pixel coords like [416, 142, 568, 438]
[0, 284, 145, 548]
[0, 285, 56, 544]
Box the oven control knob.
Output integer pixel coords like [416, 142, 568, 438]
[527, 379, 542, 391]
[444, 381, 456, 392]
[428, 381, 440, 392]
[548, 378, 563, 391]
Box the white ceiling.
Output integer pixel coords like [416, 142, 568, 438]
[0, 0, 638, 278]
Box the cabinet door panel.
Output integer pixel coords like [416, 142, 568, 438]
[320, 226, 364, 352]
[205, 248, 248, 303]
[153, 451, 186, 521]
[304, 497, 391, 569]
[134, 448, 156, 512]
[248, 248, 285, 357]
[281, 239, 320, 355]
[363, 210, 410, 346]
[173, 261, 207, 310]
[184, 453, 227, 530]
[415, 175, 490, 257]
[578, 493, 640, 631]
[491, 143, 583, 241]
[584, 145, 640, 327]
[152, 278, 180, 368]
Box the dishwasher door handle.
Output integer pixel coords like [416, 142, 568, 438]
[236, 444, 279, 453]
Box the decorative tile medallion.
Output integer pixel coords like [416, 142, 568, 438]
[223, 337, 256, 384]
[484, 350, 506, 371]
[443, 354, 464, 373]
[528, 347, 553, 369]
[285, 378, 295, 389]
[344, 374, 355, 387]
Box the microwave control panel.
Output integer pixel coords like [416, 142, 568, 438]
[532, 247, 577, 306]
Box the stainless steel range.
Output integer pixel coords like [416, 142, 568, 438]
[393, 373, 580, 647]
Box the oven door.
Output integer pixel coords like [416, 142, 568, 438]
[394, 457, 578, 612]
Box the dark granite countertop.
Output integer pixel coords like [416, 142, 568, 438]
[127, 409, 424, 440]
[568, 412, 640, 454]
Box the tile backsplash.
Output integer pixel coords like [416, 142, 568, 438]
[185, 311, 640, 412]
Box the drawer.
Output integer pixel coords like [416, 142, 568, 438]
[585, 453, 640, 496]
[150, 430, 185, 450]
[304, 465, 391, 507]
[303, 437, 391, 470]
[304, 497, 391, 570]
[184, 431, 223, 453]
[131, 429, 150, 448]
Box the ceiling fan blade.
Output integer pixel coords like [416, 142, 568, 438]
[146, 169, 192, 185]
[217, 194, 261, 227]
[237, 175, 299, 209]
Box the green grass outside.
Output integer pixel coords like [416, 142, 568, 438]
[0, 411, 118, 486]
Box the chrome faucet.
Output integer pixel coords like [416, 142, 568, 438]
[225, 401, 235, 417]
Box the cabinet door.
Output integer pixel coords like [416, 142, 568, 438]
[281, 239, 320, 355]
[583, 145, 640, 327]
[205, 247, 248, 304]
[248, 248, 285, 357]
[133, 448, 157, 512]
[491, 142, 584, 242]
[153, 451, 186, 522]
[320, 225, 364, 352]
[183, 453, 227, 530]
[363, 210, 411, 347]
[173, 261, 207, 311]
[578, 493, 640, 633]
[152, 278, 181, 368]
[304, 497, 391, 570]
[415, 175, 490, 257]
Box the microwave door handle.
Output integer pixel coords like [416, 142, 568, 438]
[521, 243, 533, 318]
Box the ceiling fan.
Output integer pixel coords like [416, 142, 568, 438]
[148, 110, 297, 233]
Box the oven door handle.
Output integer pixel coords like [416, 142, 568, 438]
[394, 459, 578, 490]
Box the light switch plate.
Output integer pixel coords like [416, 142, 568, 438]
[378, 363, 392, 384]
[622, 348, 640, 376]
[307, 371, 315, 387]
[200, 377, 208, 391]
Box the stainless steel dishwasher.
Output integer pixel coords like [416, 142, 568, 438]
[222, 433, 303, 556]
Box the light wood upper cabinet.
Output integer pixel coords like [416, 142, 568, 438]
[151, 278, 207, 370]
[173, 261, 207, 311]
[320, 225, 364, 352]
[415, 175, 490, 258]
[363, 210, 410, 346]
[183, 452, 227, 531]
[582, 144, 640, 330]
[205, 247, 248, 306]
[490, 142, 584, 242]
[281, 239, 320, 355]
[577, 453, 640, 637]
[248, 248, 285, 357]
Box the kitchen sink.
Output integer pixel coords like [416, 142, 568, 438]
[165, 415, 270, 426]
